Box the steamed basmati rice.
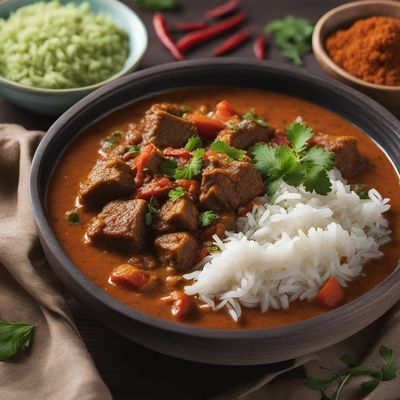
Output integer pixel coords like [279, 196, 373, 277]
[184, 169, 391, 321]
[0, 1, 129, 89]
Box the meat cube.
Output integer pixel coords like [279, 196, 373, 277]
[155, 232, 198, 271]
[143, 145, 163, 174]
[79, 159, 134, 210]
[217, 117, 274, 149]
[142, 110, 197, 148]
[217, 212, 237, 231]
[153, 197, 199, 233]
[200, 160, 265, 211]
[128, 254, 158, 270]
[86, 199, 147, 252]
[313, 134, 366, 177]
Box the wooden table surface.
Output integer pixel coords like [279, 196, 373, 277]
[0, 1, 370, 399]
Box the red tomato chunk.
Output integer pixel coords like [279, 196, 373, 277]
[111, 264, 150, 290]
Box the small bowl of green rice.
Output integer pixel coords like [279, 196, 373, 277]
[0, 0, 147, 115]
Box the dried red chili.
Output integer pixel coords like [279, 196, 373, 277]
[253, 35, 266, 59]
[174, 20, 208, 32]
[177, 12, 247, 53]
[205, 0, 240, 19]
[213, 29, 251, 56]
[153, 12, 184, 61]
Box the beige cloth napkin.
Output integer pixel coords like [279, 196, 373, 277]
[0, 125, 111, 400]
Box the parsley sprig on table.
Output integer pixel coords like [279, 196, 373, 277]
[251, 122, 334, 197]
[0, 320, 34, 362]
[305, 345, 399, 399]
[265, 16, 314, 66]
[174, 148, 205, 180]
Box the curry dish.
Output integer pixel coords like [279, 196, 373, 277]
[47, 87, 400, 329]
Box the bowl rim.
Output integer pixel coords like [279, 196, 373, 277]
[312, 0, 400, 91]
[0, 0, 148, 94]
[30, 58, 400, 341]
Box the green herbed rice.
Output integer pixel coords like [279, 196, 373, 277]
[0, 1, 129, 89]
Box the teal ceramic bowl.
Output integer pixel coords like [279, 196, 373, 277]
[0, 0, 148, 115]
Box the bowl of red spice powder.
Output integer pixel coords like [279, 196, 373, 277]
[312, 0, 400, 117]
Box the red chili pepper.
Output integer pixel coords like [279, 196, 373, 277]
[135, 177, 174, 200]
[153, 12, 184, 61]
[214, 100, 237, 122]
[253, 35, 266, 59]
[188, 112, 225, 139]
[205, 0, 240, 19]
[213, 29, 252, 56]
[163, 148, 192, 159]
[174, 20, 208, 32]
[177, 12, 247, 53]
[134, 144, 155, 186]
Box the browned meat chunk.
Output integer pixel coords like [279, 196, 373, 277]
[200, 160, 264, 211]
[142, 110, 197, 148]
[128, 254, 158, 270]
[155, 232, 198, 271]
[79, 159, 135, 209]
[148, 103, 189, 116]
[217, 117, 274, 149]
[86, 199, 147, 252]
[153, 197, 199, 233]
[313, 134, 366, 177]
[144, 145, 163, 174]
[217, 212, 237, 231]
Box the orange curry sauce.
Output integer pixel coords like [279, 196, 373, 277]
[47, 88, 400, 329]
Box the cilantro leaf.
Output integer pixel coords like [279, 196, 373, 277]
[286, 122, 313, 154]
[159, 158, 178, 178]
[302, 146, 334, 170]
[101, 130, 124, 150]
[185, 135, 203, 151]
[265, 177, 282, 197]
[251, 143, 279, 177]
[145, 197, 160, 226]
[127, 145, 140, 154]
[174, 148, 204, 180]
[303, 165, 331, 195]
[133, 0, 177, 10]
[66, 210, 79, 224]
[283, 163, 305, 186]
[199, 211, 219, 227]
[0, 321, 34, 362]
[211, 141, 246, 161]
[168, 187, 186, 201]
[243, 108, 268, 127]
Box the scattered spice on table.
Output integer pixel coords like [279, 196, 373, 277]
[177, 11, 247, 52]
[153, 12, 184, 60]
[204, 0, 240, 20]
[265, 16, 314, 66]
[213, 28, 252, 56]
[253, 34, 266, 59]
[325, 16, 400, 86]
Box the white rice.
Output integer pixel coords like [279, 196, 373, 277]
[184, 169, 391, 321]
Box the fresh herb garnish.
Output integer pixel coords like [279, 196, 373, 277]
[159, 157, 178, 178]
[211, 141, 246, 161]
[66, 210, 79, 224]
[227, 124, 236, 131]
[173, 104, 190, 117]
[133, 0, 177, 10]
[359, 191, 369, 200]
[265, 16, 314, 66]
[305, 345, 399, 399]
[251, 122, 334, 197]
[145, 196, 160, 226]
[185, 135, 203, 151]
[168, 187, 186, 201]
[352, 182, 370, 199]
[0, 321, 34, 362]
[199, 211, 219, 227]
[243, 108, 268, 127]
[174, 148, 205, 180]
[101, 130, 123, 150]
[127, 145, 140, 154]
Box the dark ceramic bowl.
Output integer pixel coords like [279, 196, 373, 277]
[30, 59, 400, 365]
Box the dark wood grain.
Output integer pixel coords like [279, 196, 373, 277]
[0, 1, 364, 398]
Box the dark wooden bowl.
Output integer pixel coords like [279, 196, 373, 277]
[30, 59, 400, 365]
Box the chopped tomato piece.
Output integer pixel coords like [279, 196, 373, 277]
[163, 148, 192, 159]
[135, 144, 156, 186]
[196, 247, 210, 263]
[175, 179, 200, 195]
[135, 177, 174, 199]
[188, 112, 225, 139]
[315, 277, 345, 309]
[170, 290, 193, 319]
[214, 100, 237, 122]
[111, 264, 150, 289]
